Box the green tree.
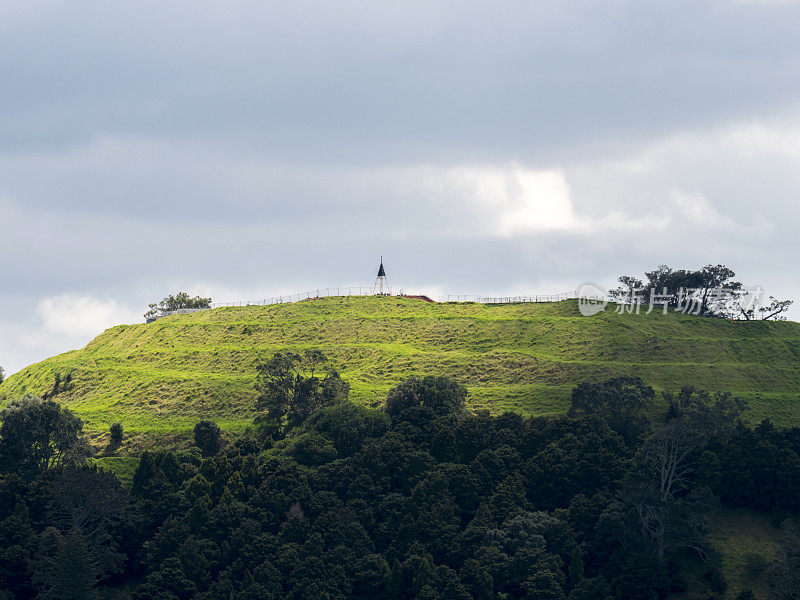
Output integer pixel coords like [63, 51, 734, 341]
[609, 275, 644, 303]
[697, 264, 742, 315]
[31, 527, 101, 600]
[567, 577, 612, 600]
[292, 432, 338, 466]
[193, 421, 222, 456]
[0, 395, 87, 479]
[47, 468, 127, 581]
[353, 554, 391, 599]
[304, 402, 389, 457]
[385, 376, 467, 420]
[144, 292, 212, 319]
[109, 423, 123, 447]
[568, 377, 653, 445]
[0, 502, 36, 598]
[621, 417, 719, 560]
[254, 350, 349, 438]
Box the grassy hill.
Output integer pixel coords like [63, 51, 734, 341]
[1, 295, 799, 448]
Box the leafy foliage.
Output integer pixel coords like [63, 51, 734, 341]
[384, 375, 467, 423]
[144, 292, 212, 319]
[1, 370, 799, 599]
[193, 421, 221, 457]
[611, 263, 793, 320]
[568, 376, 653, 444]
[109, 423, 124, 446]
[0, 395, 88, 480]
[254, 350, 350, 439]
[768, 518, 800, 599]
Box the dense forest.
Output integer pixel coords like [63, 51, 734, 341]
[1, 354, 799, 599]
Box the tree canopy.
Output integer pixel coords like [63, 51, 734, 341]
[2, 370, 799, 599]
[384, 375, 467, 422]
[610, 263, 793, 320]
[254, 349, 350, 439]
[0, 395, 88, 480]
[144, 292, 212, 319]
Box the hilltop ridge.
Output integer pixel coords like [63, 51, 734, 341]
[1, 295, 799, 448]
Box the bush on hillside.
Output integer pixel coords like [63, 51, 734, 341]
[194, 420, 222, 456]
[568, 376, 653, 445]
[109, 423, 123, 446]
[385, 375, 467, 422]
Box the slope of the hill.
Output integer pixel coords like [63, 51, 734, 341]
[1, 296, 799, 446]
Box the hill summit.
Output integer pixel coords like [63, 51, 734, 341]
[1, 296, 799, 447]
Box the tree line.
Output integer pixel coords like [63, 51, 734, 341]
[610, 264, 793, 320]
[0, 355, 799, 599]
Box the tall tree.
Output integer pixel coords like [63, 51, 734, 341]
[619, 390, 743, 561]
[697, 264, 742, 315]
[47, 468, 127, 581]
[0, 396, 87, 479]
[31, 527, 101, 600]
[254, 350, 349, 438]
[568, 377, 653, 445]
[609, 276, 644, 304]
[194, 421, 222, 456]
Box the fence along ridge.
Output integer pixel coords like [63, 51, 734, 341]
[146, 288, 580, 321]
[208, 287, 580, 308]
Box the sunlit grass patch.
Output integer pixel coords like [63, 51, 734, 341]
[1, 296, 798, 446]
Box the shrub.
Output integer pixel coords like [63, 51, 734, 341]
[292, 432, 338, 466]
[109, 423, 124, 446]
[385, 376, 467, 420]
[193, 421, 222, 457]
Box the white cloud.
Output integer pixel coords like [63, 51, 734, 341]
[0, 295, 141, 376]
[36, 294, 139, 339]
[669, 189, 735, 229]
[424, 165, 579, 237]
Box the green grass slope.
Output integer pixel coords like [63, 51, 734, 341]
[1, 296, 799, 447]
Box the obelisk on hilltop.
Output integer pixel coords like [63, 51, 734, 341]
[374, 256, 390, 295]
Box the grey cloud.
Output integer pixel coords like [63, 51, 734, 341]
[3, 1, 800, 163]
[1, 0, 800, 374]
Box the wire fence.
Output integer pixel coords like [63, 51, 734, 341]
[444, 292, 580, 304]
[148, 287, 581, 321]
[208, 287, 580, 308]
[210, 287, 377, 308]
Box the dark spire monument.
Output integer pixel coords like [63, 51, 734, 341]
[374, 256, 390, 295]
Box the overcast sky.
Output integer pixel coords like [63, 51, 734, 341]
[2, 0, 800, 374]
